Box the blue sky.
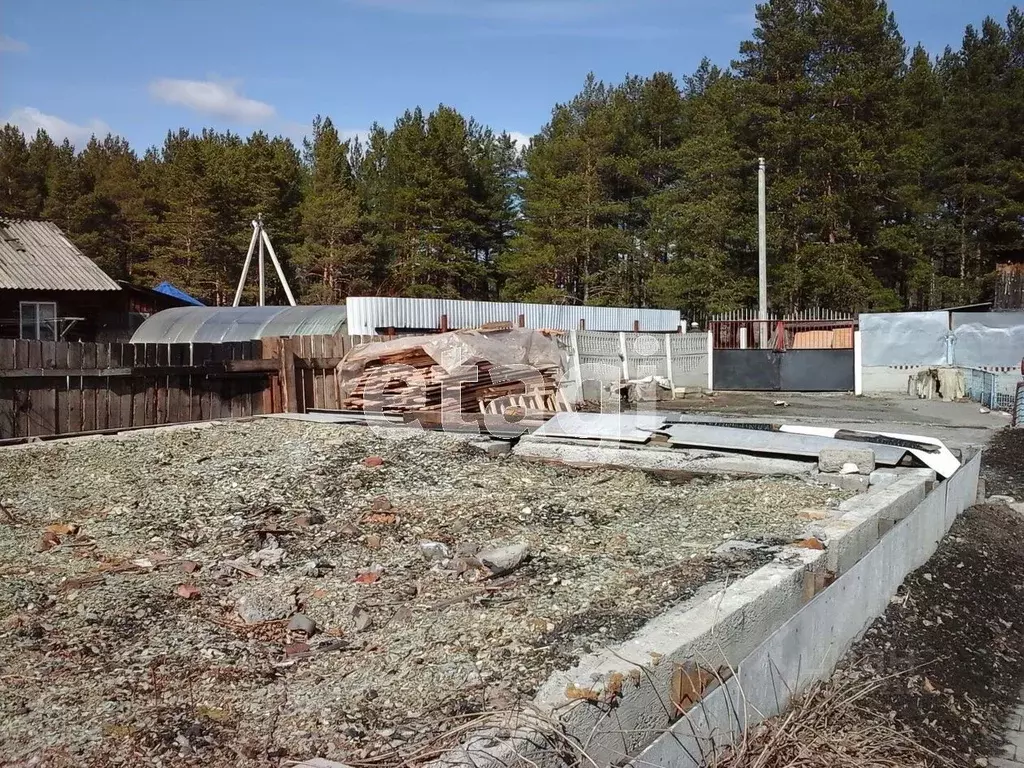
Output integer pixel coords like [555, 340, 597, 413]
[0, 0, 1016, 152]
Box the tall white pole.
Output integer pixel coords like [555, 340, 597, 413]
[257, 215, 266, 307]
[758, 157, 768, 348]
[260, 229, 297, 306]
[232, 222, 261, 307]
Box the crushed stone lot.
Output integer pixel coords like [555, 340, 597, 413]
[0, 419, 850, 767]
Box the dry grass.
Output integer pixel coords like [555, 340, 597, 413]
[709, 676, 953, 768]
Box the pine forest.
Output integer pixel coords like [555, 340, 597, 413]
[1, 1, 1022, 317]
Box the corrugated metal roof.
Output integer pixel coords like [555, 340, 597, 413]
[0, 218, 120, 291]
[129, 306, 348, 343]
[346, 297, 681, 335]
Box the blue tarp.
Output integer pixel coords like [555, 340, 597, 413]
[154, 281, 204, 307]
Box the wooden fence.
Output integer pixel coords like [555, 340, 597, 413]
[0, 335, 350, 440]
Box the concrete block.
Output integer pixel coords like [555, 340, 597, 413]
[470, 440, 512, 457]
[816, 473, 931, 573]
[531, 548, 824, 766]
[818, 447, 876, 473]
[818, 472, 870, 493]
[869, 469, 900, 489]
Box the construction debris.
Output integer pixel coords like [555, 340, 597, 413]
[337, 328, 568, 415]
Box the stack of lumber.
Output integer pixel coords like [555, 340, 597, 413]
[342, 345, 563, 414]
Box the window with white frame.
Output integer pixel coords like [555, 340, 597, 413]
[20, 302, 57, 340]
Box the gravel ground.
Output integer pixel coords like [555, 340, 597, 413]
[0, 419, 849, 767]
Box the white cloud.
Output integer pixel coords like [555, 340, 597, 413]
[149, 78, 275, 122]
[507, 131, 532, 149]
[3, 107, 109, 145]
[0, 34, 28, 53]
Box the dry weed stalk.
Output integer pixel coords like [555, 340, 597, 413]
[708, 675, 952, 768]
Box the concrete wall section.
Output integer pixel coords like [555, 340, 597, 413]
[860, 311, 948, 367]
[861, 364, 930, 393]
[952, 312, 1024, 368]
[630, 452, 981, 768]
[534, 548, 826, 767]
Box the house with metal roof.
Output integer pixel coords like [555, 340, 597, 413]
[0, 218, 192, 341]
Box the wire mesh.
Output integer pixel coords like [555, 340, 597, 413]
[963, 367, 1021, 411]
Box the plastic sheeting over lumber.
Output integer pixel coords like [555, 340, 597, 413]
[336, 328, 567, 414]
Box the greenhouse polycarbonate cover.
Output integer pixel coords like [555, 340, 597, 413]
[129, 306, 348, 343]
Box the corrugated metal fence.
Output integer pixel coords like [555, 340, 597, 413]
[346, 297, 682, 336]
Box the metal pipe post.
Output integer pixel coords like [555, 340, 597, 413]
[257, 215, 266, 307]
[758, 158, 768, 348]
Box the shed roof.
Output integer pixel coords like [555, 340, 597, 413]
[129, 306, 348, 343]
[0, 218, 120, 291]
[154, 281, 205, 306]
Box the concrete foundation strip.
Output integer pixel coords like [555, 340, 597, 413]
[420, 451, 979, 768]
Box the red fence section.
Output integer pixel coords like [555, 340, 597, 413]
[711, 319, 857, 351]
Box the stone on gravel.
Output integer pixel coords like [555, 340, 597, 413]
[419, 541, 451, 561]
[236, 592, 293, 623]
[478, 542, 529, 575]
[818, 447, 876, 474]
[288, 613, 317, 635]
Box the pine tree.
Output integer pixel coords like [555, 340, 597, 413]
[295, 115, 369, 303]
[0, 125, 42, 217]
[648, 68, 756, 316]
[735, 0, 908, 311]
[148, 130, 224, 302]
[887, 44, 945, 308]
[360, 105, 514, 298]
[931, 11, 1024, 304]
[503, 74, 629, 305]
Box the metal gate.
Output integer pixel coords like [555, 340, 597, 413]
[711, 316, 856, 392]
[713, 349, 855, 391]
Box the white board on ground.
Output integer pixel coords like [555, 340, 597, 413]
[531, 411, 666, 443]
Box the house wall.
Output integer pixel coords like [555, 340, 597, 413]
[0, 290, 133, 342]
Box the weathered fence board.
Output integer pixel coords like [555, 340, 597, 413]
[0, 335, 353, 440]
